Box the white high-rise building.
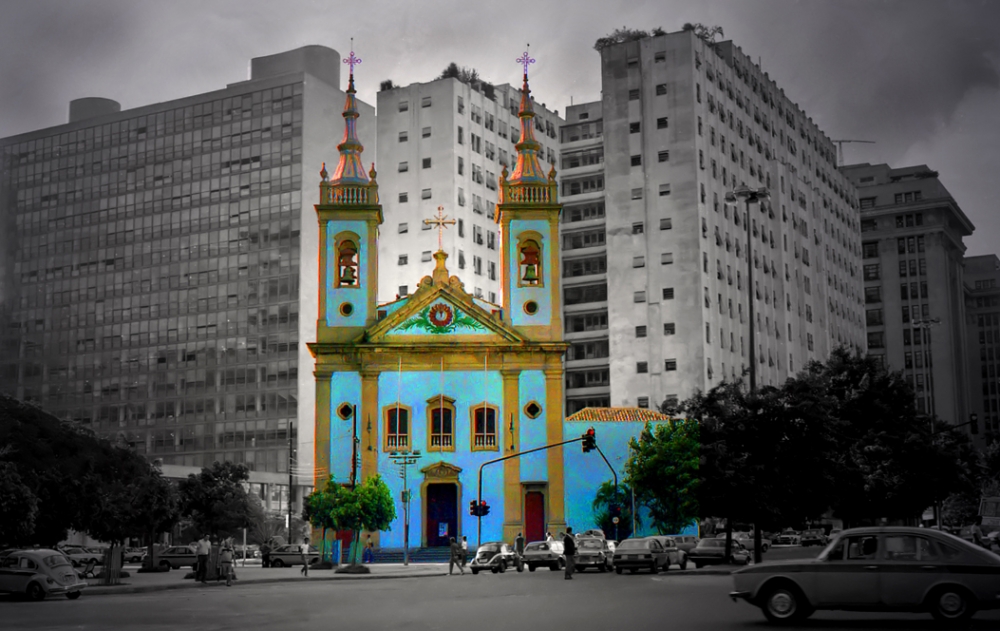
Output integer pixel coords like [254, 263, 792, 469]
[559, 29, 866, 413]
[376, 76, 563, 304]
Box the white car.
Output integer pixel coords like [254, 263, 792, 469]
[0, 549, 87, 600]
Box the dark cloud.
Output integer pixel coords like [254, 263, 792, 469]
[1, 0, 997, 253]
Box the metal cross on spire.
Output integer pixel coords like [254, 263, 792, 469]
[423, 205, 456, 251]
[344, 39, 362, 75]
[516, 45, 535, 78]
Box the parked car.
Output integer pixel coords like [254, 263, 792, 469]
[123, 548, 145, 563]
[646, 536, 689, 569]
[667, 535, 700, 554]
[57, 546, 103, 568]
[469, 541, 520, 574]
[689, 538, 751, 568]
[574, 537, 614, 572]
[0, 549, 87, 600]
[268, 544, 319, 567]
[773, 532, 800, 546]
[522, 541, 564, 572]
[613, 537, 669, 574]
[146, 545, 199, 570]
[800, 529, 827, 547]
[730, 526, 1000, 625]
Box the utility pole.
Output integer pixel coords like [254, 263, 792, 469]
[389, 451, 422, 566]
[349, 405, 358, 487]
[288, 421, 294, 537]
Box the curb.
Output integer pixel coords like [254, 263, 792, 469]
[83, 571, 448, 596]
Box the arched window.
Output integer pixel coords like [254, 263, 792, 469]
[335, 237, 359, 287]
[426, 395, 456, 451]
[517, 232, 544, 287]
[383, 404, 412, 451]
[470, 403, 499, 451]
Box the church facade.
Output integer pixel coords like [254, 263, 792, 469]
[309, 55, 580, 548]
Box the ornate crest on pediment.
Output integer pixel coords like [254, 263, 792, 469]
[420, 461, 462, 479]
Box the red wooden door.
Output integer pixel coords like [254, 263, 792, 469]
[525, 491, 545, 543]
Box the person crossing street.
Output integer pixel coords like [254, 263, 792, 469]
[562, 527, 576, 580]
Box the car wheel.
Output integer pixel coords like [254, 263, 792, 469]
[927, 586, 975, 624]
[528, 564, 535, 572]
[159, 560, 171, 571]
[491, 567, 499, 574]
[516, 560, 524, 573]
[66, 591, 82, 600]
[498, 562, 506, 573]
[615, 567, 622, 574]
[271, 559, 284, 568]
[761, 583, 810, 624]
[26, 582, 46, 601]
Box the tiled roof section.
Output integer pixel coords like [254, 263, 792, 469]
[565, 407, 673, 422]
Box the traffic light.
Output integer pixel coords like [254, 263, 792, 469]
[470, 500, 480, 516]
[582, 427, 596, 453]
[610, 504, 621, 518]
[481, 500, 491, 516]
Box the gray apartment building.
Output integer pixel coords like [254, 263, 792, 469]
[963, 254, 1000, 439]
[0, 45, 374, 514]
[842, 163, 974, 429]
[559, 29, 866, 413]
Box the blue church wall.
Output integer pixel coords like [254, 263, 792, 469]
[325, 219, 370, 328]
[518, 370, 548, 482]
[508, 219, 552, 327]
[327, 372, 361, 483]
[379, 297, 408, 317]
[372, 369, 505, 547]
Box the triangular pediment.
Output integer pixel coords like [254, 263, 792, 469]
[367, 281, 526, 343]
[420, 460, 463, 479]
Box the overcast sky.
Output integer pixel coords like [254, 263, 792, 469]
[1, 0, 997, 255]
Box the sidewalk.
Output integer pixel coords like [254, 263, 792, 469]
[84, 563, 448, 596]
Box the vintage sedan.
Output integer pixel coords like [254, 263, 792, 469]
[690, 537, 751, 568]
[58, 546, 103, 568]
[574, 537, 614, 572]
[469, 542, 521, 574]
[0, 549, 87, 600]
[613, 537, 669, 574]
[730, 526, 1000, 625]
[268, 544, 320, 567]
[646, 536, 689, 569]
[799, 529, 827, 547]
[522, 541, 564, 572]
[667, 535, 700, 554]
[148, 545, 200, 570]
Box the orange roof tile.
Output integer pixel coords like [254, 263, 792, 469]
[565, 407, 674, 423]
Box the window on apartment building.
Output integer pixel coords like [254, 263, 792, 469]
[863, 264, 880, 280]
[664, 323, 675, 335]
[654, 51, 666, 62]
[660, 217, 672, 230]
[894, 191, 923, 204]
[458, 126, 464, 145]
[421, 189, 432, 199]
[398, 285, 409, 297]
[859, 197, 876, 209]
[399, 192, 408, 203]
[632, 222, 644, 234]
[398, 223, 408, 234]
[631, 188, 643, 200]
[630, 122, 640, 133]
[807, 333, 814, 351]
[422, 127, 431, 138]
[866, 309, 883, 326]
[422, 158, 431, 169]
[661, 253, 673, 265]
[421, 96, 432, 108]
[399, 100, 409, 112]
[458, 250, 466, 269]
[634, 291, 646, 303]
[637, 397, 650, 408]
[637, 362, 648, 373]
[633, 256, 645, 268]
[399, 131, 408, 142]
[635, 326, 647, 338]
[862, 241, 878, 258]
[664, 359, 677, 371]
[457, 96, 464, 114]
[421, 251, 432, 262]
[398, 161, 408, 172]
[398, 254, 408, 265]
[657, 117, 668, 129]
[458, 218, 465, 238]
[656, 84, 666, 95]
[457, 188, 465, 207]
[629, 89, 640, 101]
[659, 183, 671, 196]
[663, 288, 675, 300]
[631, 155, 641, 166]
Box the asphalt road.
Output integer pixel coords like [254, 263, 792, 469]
[4, 566, 1000, 631]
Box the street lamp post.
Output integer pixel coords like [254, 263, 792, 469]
[912, 317, 941, 528]
[389, 450, 422, 566]
[725, 184, 769, 565]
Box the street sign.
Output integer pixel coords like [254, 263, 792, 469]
[612, 516, 620, 525]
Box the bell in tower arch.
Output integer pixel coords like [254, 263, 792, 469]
[519, 239, 541, 285]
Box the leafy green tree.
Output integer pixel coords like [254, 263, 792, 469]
[178, 461, 253, 540]
[0, 459, 38, 546]
[625, 419, 701, 535]
[591, 480, 638, 540]
[594, 27, 652, 51]
[682, 23, 724, 44]
[304, 476, 342, 561]
[331, 474, 395, 566]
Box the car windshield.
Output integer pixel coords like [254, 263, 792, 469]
[525, 543, 548, 551]
[617, 540, 647, 550]
[44, 554, 72, 569]
[578, 539, 603, 549]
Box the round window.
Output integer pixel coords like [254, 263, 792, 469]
[523, 301, 539, 315]
[337, 403, 355, 421]
[340, 302, 354, 316]
[524, 401, 542, 419]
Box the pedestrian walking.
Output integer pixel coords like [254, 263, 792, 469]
[260, 540, 272, 569]
[300, 537, 311, 576]
[562, 527, 576, 580]
[195, 535, 211, 584]
[448, 537, 465, 575]
[219, 539, 234, 587]
[461, 536, 468, 567]
[514, 532, 525, 556]
[363, 535, 374, 563]
[545, 531, 553, 543]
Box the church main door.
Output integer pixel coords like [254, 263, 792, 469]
[425, 483, 458, 547]
[525, 491, 545, 543]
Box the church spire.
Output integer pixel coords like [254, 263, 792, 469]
[330, 44, 368, 185]
[506, 47, 548, 185]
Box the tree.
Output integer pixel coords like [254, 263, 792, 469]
[330, 474, 395, 567]
[379, 79, 396, 91]
[0, 459, 38, 546]
[591, 480, 638, 539]
[178, 462, 253, 540]
[594, 27, 651, 52]
[682, 23, 724, 44]
[304, 476, 341, 561]
[625, 419, 701, 535]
